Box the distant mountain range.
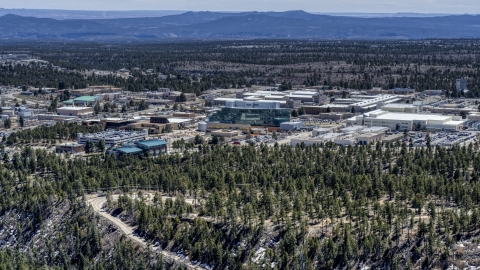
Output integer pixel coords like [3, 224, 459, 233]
[1, 10, 480, 41]
[0, 8, 458, 20]
[0, 9, 185, 20]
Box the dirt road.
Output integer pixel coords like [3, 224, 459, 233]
[87, 195, 203, 270]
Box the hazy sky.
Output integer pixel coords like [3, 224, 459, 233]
[0, 0, 479, 13]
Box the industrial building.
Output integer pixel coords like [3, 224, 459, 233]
[291, 133, 343, 146]
[312, 127, 335, 136]
[172, 112, 196, 118]
[57, 106, 94, 116]
[72, 96, 100, 106]
[56, 143, 85, 154]
[108, 139, 168, 157]
[77, 129, 148, 147]
[280, 122, 304, 131]
[231, 89, 322, 106]
[211, 130, 242, 138]
[125, 121, 173, 134]
[422, 90, 443, 96]
[206, 100, 290, 131]
[346, 110, 465, 131]
[108, 146, 144, 157]
[380, 103, 420, 113]
[17, 108, 34, 118]
[150, 116, 192, 127]
[304, 95, 401, 114]
[135, 139, 168, 155]
[291, 125, 390, 147]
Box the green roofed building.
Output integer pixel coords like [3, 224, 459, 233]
[73, 96, 98, 106]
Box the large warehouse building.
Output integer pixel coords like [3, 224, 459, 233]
[57, 106, 94, 116]
[346, 110, 465, 131]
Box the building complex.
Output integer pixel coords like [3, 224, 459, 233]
[108, 139, 168, 157]
[346, 110, 465, 131]
[77, 129, 148, 147]
[206, 100, 290, 131]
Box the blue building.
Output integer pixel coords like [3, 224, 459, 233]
[207, 100, 290, 127]
[109, 146, 144, 157]
[135, 139, 168, 156]
[108, 139, 168, 158]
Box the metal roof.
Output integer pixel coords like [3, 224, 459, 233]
[113, 146, 143, 154]
[74, 96, 97, 102]
[136, 139, 168, 148]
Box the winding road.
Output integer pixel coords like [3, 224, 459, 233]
[87, 194, 203, 270]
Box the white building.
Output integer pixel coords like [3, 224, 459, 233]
[17, 108, 34, 118]
[312, 127, 334, 136]
[291, 133, 343, 146]
[224, 100, 283, 109]
[314, 94, 402, 113]
[57, 106, 94, 117]
[380, 103, 420, 113]
[280, 122, 304, 131]
[77, 129, 148, 147]
[346, 110, 465, 131]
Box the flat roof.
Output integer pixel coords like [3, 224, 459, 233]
[57, 106, 92, 110]
[340, 125, 365, 132]
[113, 146, 143, 154]
[74, 96, 97, 101]
[214, 98, 243, 101]
[263, 96, 285, 99]
[319, 104, 348, 108]
[366, 110, 451, 121]
[292, 91, 319, 95]
[136, 139, 168, 147]
[272, 100, 287, 104]
[322, 133, 343, 139]
[280, 122, 303, 125]
[286, 95, 314, 98]
[357, 133, 383, 138]
[448, 120, 465, 125]
[382, 103, 417, 108]
[167, 118, 191, 123]
[360, 126, 390, 133]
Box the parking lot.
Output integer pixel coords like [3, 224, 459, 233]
[408, 131, 478, 147]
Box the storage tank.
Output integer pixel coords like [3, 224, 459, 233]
[198, 121, 207, 132]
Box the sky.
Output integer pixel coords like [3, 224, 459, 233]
[0, 0, 479, 14]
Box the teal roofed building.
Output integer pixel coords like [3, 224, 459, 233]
[63, 99, 74, 105]
[135, 139, 168, 156]
[108, 139, 168, 158]
[73, 96, 98, 106]
[109, 146, 144, 157]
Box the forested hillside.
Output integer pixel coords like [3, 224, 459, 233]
[3, 40, 480, 96]
[1, 123, 480, 268]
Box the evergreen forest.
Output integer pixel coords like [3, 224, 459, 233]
[0, 123, 479, 268]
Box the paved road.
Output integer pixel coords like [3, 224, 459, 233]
[87, 195, 203, 270]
